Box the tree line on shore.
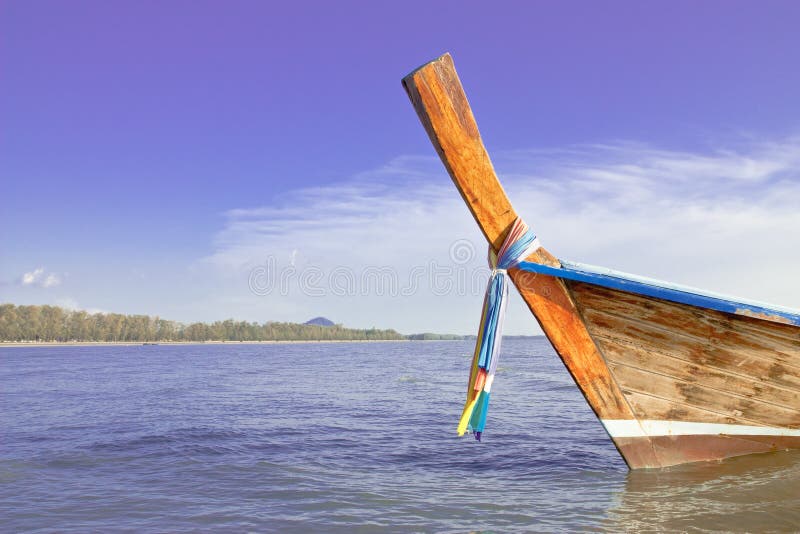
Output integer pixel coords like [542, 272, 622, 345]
[0, 304, 409, 342]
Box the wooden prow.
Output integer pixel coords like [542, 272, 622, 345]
[402, 53, 662, 468]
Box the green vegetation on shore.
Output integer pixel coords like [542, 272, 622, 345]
[406, 333, 466, 340]
[0, 304, 407, 342]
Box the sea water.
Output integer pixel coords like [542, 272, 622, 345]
[2, 339, 799, 532]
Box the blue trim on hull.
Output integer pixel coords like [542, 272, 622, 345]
[516, 260, 800, 327]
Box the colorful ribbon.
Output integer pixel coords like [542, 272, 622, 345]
[457, 218, 541, 440]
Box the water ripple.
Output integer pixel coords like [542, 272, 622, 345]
[2, 340, 799, 531]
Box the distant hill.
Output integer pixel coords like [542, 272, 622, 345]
[304, 317, 335, 327]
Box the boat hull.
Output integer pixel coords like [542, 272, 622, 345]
[615, 433, 800, 468]
[566, 280, 800, 467]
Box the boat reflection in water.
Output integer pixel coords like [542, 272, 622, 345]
[602, 450, 800, 531]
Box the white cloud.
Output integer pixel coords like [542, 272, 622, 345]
[55, 297, 107, 315]
[55, 297, 80, 310]
[200, 137, 800, 334]
[21, 267, 62, 288]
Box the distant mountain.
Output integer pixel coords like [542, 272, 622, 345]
[304, 316, 335, 327]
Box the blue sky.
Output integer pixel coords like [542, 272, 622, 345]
[3, 1, 800, 334]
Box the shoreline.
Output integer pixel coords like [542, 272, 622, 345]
[0, 339, 425, 348]
[0, 338, 548, 349]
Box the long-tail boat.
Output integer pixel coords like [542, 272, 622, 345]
[402, 53, 800, 469]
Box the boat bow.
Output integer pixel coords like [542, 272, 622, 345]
[402, 53, 800, 469]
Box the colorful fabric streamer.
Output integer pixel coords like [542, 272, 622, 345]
[457, 218, 541, 440]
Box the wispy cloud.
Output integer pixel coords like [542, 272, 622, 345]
[20, 267, 62, 288]
[201, 137, 800, 334]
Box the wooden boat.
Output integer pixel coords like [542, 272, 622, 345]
[402, 53, 800, 469]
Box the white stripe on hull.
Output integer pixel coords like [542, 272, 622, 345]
[601, 419, 800, 439]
